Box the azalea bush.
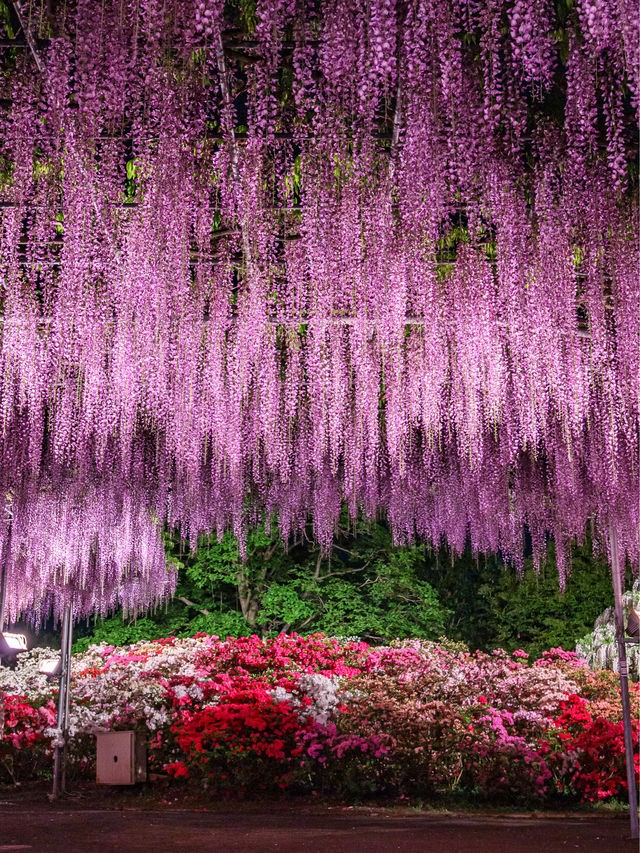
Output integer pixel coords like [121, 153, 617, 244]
[0, 694, 57, 784]
[0, 634, 636, 803]
[541, 693, 639, 803]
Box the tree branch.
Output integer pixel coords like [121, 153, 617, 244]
[176, 596, 211, 616]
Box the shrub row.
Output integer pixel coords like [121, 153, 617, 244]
[0, 634, 636, 802]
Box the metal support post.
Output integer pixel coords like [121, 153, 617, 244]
[60, 600, 73, 794]
[609, 523, 639, 840]
[51, 603, 73, 799]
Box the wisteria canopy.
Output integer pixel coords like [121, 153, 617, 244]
[0, 0, 637, 620]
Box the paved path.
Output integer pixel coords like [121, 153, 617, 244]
[0, 804, 634, 853]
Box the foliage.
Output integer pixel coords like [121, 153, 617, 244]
[424, 539, 618, 659]
[74, 617, 180, 653]
[74, 526, 616, 661]
[76, 517, 449, 649]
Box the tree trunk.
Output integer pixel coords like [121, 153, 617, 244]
[235, 543, 279, 629]
[236, 567, 262, 628]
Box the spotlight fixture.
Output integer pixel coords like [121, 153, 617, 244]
[39, 658, 62, 677]
[0, 631, 28, 656]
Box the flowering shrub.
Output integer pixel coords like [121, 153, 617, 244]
[541, 693, 639, 802]
[161, 683, 311, 791]
[0, 634, 634, 803]
[0, 694, 56, 784]
[458, 706, 552, 799]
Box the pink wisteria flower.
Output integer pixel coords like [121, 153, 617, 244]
[0, 0, 636, 618]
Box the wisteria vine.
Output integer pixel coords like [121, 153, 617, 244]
[0, 0, 637, 618]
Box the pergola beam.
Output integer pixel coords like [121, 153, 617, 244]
[608, 524, 640, 840]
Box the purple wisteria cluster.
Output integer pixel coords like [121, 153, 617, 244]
[0, 0, 637, 618]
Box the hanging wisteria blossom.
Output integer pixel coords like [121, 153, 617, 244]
[0, 0, 637, 618]
[0, 476, 175, 625]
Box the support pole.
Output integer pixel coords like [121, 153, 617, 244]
[60, 600, 73, 794]
[51, 603, 72, 799]
[609, 523, 639, 839]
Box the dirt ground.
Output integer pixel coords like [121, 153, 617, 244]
[0, 795, 635, 853]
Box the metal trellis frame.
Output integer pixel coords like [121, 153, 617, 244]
[608, 523, 639, 840]
[50, 602, 73, 800]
